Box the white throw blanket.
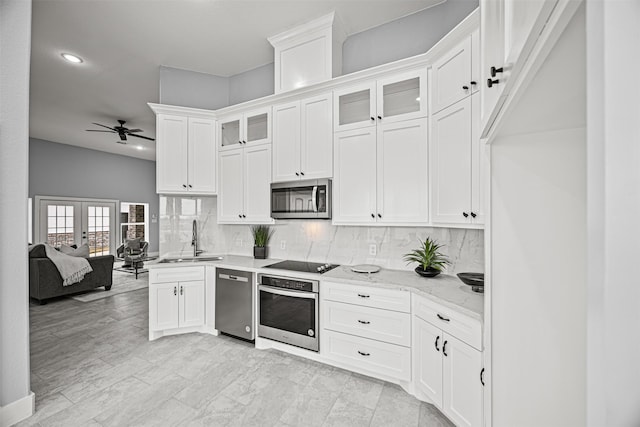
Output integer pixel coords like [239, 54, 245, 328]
[40, 243, 94, 286]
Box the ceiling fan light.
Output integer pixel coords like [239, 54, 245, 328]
[61, 53, 83, 64]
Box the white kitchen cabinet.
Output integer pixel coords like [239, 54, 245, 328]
[430, 94, 486, 226]
[218, 143, 273, 224]
[480, 0, 558, 134]
[432, 30, 480, 114]
[272, 92, 333, 183]
[333, 118, 428, 225]
[156, 114, 216, 195]
[333, 69, 427, 132]
[219, 107, 271, 152]
[149, 266, 206, 340]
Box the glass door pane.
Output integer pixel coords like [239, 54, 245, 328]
[83, 202, 115, 256]
[220, 118, 241, 147]
[339, 89, 371, 126]
[41, 201, 81, 248]
[246, 112, 268, 143]
[383, 77, 421, 118]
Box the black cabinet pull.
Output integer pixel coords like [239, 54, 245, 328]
[357, 293, 370, 298]
[357, 320, 370, 325]
[173, 286, 177, 296]
[377, 213, 382, 218]
[371, 213, 375, 218]
[481, 368, 485, 386]
[470, 212, 477, 218]
[463, 212, 469, 218]
[180, 286, 183, 295]
[463, 85, 469, 90]
[435, 335, 440, 351]
[188, 184, 192, 188]
[443, 340, 448, 356]
[182, 184, 187, 188]
[242, 214, 246, 218]
[300, 172, 304, 176]
[243, 140, 247, 144]
[370, 116, 375, 121]
[437, 314, 450, 322]
[470, 81, 477, 86]
[491, 66, 504, 77]
[357, 350, 370, 357]
[238, 214, 242, 218]
[487, 78, 500, 88]
[295, 172, 300, 176]
[377, 115, 382, 120]
[238, 140, 242, 145]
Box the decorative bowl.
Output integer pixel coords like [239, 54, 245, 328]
[415, 266, 441, 278]
[457, 272, 484, 293]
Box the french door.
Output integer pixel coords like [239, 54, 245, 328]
[37, 197, 117, 256]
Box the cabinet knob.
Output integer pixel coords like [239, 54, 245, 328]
[377, 115, 382, 120]
[443, 340, 448, 357]
[462, 85, 469, 90]
[300, 172, 304, 176]
[377, 213, 382, 218]
[470, 81, 477, 86]
[463, 212, 469, 218]
[182, 184, 187, 188]
[371, 213, 375, 218]
[491, 66, 504, 77]
[238, 140, 242, 145]
[243, 140, 247, 144]
[295, 172, 299, 176]
[435, 335, 440, 351]
[242, 214, 246, 218]
[188, 184, 192, 188]
[470, 212, 477, 218]
[370, 116, 375, 121]
[238, 214, 242, 218]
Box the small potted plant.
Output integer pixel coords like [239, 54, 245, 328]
[403, 237, 450, 278]
[251, 225, 274, 259]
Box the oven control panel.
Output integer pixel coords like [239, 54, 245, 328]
[258, 274, 319, 293]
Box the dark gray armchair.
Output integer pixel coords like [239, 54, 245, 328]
[116, 238, 149, 267]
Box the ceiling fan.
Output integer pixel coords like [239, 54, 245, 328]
[86, 119, 155, 144]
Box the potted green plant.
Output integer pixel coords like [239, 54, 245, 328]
[403, 237, 450, 278]
[251, 225, 274, 259]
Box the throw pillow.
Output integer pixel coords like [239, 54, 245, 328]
[60, 243, 90, 257]
[124, 238, 141, 252]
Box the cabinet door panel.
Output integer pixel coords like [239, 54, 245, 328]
[244, 144, 274, 224]
[377, 69, 428, 123]
[219, 114, 243, 152]
[432, 37, 472, 113]
[245, 107, 271, 146]
[301, 93, 333, 179]
[333, 128, 377, 224]
[443, 334, 483, 427]
[470, 94, 487, 224]
[480, 0, 506, 131]
[414, 316, 444, 407]
[377, 118, 428, 224]
[334, 82, 376, 132]
[156, 115, 188, 193]
[150, 282, 179, 331]
[218, 150, 244, 223]
[430, 98, 472, 225]
[179, 280, 205, 328]
[272, 101, 301, 183]
[188, 117, 216, 194]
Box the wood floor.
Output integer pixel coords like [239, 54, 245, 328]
[20, 281, 454, 427]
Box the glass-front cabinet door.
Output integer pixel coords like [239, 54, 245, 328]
[244, 107, 271, 146]
[219, 114, 242, 151]
[333, 81, 376, 132]
[376, 69, 428, 124]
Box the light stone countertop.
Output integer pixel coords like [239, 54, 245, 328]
[148, 254, 484, 322]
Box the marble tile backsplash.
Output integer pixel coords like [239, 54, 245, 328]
[159, 196, 484, 274]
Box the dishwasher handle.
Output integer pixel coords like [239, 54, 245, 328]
[218, 273, 249, 282]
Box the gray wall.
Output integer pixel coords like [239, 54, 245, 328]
[0, 0, 32, 411]
[342, 0, 479, 74]
[160, 1, 477, 109]
[29, 138, 160, 253]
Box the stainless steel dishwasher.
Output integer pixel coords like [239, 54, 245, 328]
[215, 268, 254, 340]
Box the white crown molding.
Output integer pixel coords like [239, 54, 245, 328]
[147, 103, 217, 119]
[268, 11, 336, 47]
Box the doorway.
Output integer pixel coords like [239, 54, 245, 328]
[36, 196, 118, 256]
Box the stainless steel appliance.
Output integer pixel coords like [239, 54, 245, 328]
[215, 268, 254, 340]
[271, 179, 331, 219]
[258, 274, 320, 351]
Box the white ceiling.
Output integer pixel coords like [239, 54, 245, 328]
[30, 0, 442, 161]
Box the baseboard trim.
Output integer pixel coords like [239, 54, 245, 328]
[0, 392, 35, 427]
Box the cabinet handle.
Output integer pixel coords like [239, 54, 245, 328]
[180, 286, 183, 295]
[188, 184, 192, 188]
[470, 81, 477, 86]
[377, 115, 382, 120]
[470, 212, 477, 218]
[443, 340, 448, 357]
[357, 350, 370, 357]
[357, 320, 370, 325]
[462, 85, 469, 90]
[357, 293, 370, 299]
[371, 213, 375, 218]
[377, 213, 382, 218]
[238, 214, 242, 218]
[174, 286, 177, 296]
[487, 78, 500, 88]
[243, 140, 246, 144]
[300, 172, 304, 176]
[295, 172, 300, 176]
[463, 212, 469, 218]
[491, 66, 504, 77]
[435, 335, 440, 351]
[481, 368, 485, 386]
[182, 184, 187, 188]
[238, 140, 242, 145]
[370, 116, 375, 121]
[242, 214, 246, 218]
[437, 314, 450, 322]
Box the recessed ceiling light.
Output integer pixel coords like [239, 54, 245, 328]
[61, 53, 83, 64]
[135, 146, 144, 150]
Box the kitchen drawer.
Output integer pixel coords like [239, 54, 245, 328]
[150, 266, 205, 284]
[323, 300, 411, 347]
[413, 295, 482, 350]
[323, 330, 411, 381]
[322, 281, 411, 313]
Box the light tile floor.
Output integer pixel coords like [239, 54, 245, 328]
[20, 275, 454, 427]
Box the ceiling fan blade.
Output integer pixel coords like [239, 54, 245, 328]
[119, 133, 127, 141]
[127, 133, 155, 141]
[86, 129, 116, 133]
[125, 129, 143, 133]
[91, 122, 117, 131]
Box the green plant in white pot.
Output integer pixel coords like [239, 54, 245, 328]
[251, 225, 274, 259]
[403, 237, 450, 277]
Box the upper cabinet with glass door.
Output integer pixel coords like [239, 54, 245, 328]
[219, 107, 271, 152]
[333, 68, 427, 132]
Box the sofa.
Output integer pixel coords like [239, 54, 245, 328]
[29, 244, 115, 304]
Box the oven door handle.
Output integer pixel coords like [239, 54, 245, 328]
[259, 285, 318, 299]
[312, 186, 318, 213]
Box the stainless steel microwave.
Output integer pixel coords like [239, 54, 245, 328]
[271, 179, 331, 219]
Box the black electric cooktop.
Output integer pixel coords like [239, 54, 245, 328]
[263, 260, 339, 274]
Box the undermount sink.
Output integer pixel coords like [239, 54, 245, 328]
[158, 256, 224, 264]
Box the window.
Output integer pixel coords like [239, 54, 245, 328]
[120, 202, 148, 244]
